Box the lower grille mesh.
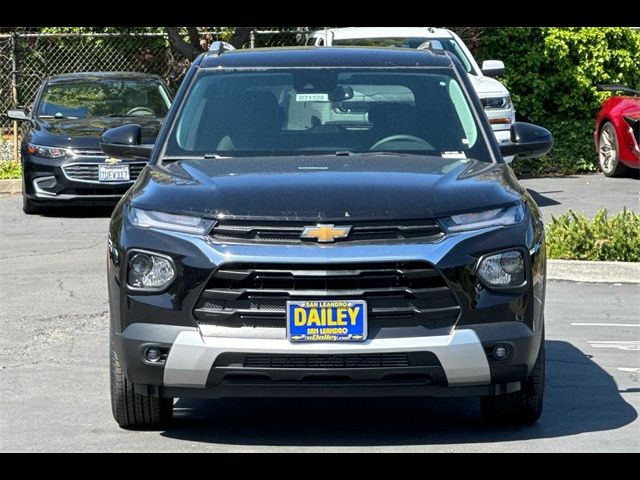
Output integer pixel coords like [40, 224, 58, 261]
[243, 353, 410, 369]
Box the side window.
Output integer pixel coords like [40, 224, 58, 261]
[448, 79, 477, 147]
[317, 38, 324, 46]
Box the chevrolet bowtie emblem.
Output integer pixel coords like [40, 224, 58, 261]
[300, 224, 352, 243]
[105, 157, 122, 164]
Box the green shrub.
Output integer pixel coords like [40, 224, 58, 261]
[0, 160, 22, 179]
[481, 27, 640, 175]
[546, 209, 640, 262]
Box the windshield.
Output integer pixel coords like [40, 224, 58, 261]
[37, 79, 171, 119]
[331, 37, 474, 74]
[162, 68, 491, 162]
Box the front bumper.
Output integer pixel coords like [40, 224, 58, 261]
[23, 152, 146, 205]
[114, 320, 541, 399]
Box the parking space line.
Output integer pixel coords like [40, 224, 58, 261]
[588, 341, 640, 351]
[572, 323, 640, 327]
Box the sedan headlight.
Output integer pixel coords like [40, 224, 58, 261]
[27, 144, 70, 159]
[441, 204, 525, 233]
[128, 250, 176, 290]
[477, 250, 526, 287]
[128, 206, 216, 235]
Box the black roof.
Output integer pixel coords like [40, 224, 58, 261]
[46, 71, 165, 84]
[199, 47, 453, 69]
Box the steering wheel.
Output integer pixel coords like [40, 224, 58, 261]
[370, 134, 432, 151]
[126, 106, 154, 116]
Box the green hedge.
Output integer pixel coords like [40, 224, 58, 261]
[481, 27, 640, 175]
[0, 161, 22, 180]
[546, 209, 640, 262]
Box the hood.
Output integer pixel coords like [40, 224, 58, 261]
[468, 75, 509, 98]
[129, 155, 525, 222]
[31, 116, 163, 149]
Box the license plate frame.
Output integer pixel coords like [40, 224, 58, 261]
[98, 164, 130, 183]
[286, 300, 368, 343]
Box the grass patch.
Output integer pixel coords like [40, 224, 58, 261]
[546, 208, 640, 262]
[0, 161, 22, 180]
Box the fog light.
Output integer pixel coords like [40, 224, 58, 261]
[127, 251, 176, 291]
[144, 347, 162, 363]
[131, 253, 153, 275]
[493, 346, 509, 360]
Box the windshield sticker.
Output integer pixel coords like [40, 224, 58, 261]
[442, 151, 467, 159]
[296, 93, 329, 102]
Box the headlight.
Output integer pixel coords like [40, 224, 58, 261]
[27, 144, 70, 159]
[128, 251, 176, 290]
[477, 250, 526, 287]
[481, 95, 512, 111]
[441, 204, 525, 233]
[129, 206, 216, 235]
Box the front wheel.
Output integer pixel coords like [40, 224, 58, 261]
[481, 332, 545, 425]
[110, 339, 173, 429]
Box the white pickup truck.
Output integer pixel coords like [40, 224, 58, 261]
[307, 27, 516, 160]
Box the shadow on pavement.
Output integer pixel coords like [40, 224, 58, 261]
[160, 340, 637, 446]
[39, 205, 115, 218]
[526, 189, 562, 208]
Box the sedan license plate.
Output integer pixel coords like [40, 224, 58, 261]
[98, 164, 130, 182]
[287, 300, 367, 343]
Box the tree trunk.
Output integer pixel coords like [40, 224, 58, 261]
[166, 27, 202, 60]
[228, 28, 253, 48]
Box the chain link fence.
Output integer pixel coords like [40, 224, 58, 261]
[0, 28, 482, 161]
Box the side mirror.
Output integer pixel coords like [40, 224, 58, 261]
[500, 122, 553, 159]
[7, 109, 29, 122]
[100, 124, 153, 160]
[481, 60, 505, 78]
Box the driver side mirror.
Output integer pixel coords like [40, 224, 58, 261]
[481, 60, 505, 78]
[100, 124, 153, 160]
[6, 109, 30, 122]
[500, 122, 553, 159]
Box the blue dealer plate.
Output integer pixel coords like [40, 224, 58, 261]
[287, 300, 367, 343]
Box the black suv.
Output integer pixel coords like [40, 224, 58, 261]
[7, 72, 171, 214]
[102, 44, 552, 429]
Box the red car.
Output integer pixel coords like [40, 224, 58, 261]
[595, 84, 640, 177]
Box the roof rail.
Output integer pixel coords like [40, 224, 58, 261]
[208, 41, 236, 56]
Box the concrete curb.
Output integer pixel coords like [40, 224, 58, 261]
[0, 179, 21, 194]
[548, 259, 640, 284]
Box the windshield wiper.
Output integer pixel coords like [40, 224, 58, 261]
[332, 151, 431, 157]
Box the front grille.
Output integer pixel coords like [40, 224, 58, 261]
[194, 262, 460, 332]
[210, 219, 443, 244]
[70, 148, 107, 157]
[243, 353, 410, 369]
[62, 163, 146, 183]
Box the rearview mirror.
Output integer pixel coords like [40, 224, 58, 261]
[500, 122, 553, 159]
[481, 60, 505, 78]
[6, 109, 29, 122]
[100, 124, 153, 160]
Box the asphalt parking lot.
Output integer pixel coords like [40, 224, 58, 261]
[519, 174, 638, 221]
[0, 177, 639, 452]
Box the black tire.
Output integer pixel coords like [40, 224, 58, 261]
[481, 333, 545, 425]
[599, 121, 631, 177]
[22, 194, 41, 215]
[110, 339, 173, 429]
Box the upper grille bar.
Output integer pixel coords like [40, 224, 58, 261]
[210, 219, 443, 244]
